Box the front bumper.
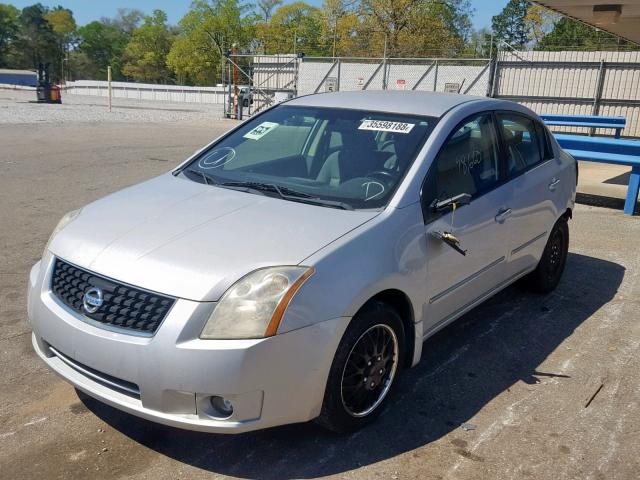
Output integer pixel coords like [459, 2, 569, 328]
[28, 256, 349, 433]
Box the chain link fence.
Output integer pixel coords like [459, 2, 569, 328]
[247, 51, 640, 137]
[296, 57, 492, 96]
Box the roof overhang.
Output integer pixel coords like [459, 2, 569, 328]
[532, 1, 640, 45]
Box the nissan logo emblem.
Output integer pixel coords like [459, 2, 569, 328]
[82, 287, 104, 314]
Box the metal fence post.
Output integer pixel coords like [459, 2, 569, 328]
[432, 60, 439, 92]
[490, 56, 501, 98]
[591, 59, 607, 136]
[294, 55, 300, 96]
[486, 59, 496, 97]
[337, 59, 341, 91]
[107, 66, 112, 112]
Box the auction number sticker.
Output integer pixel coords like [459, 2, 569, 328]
[359, 120, 415, 134]
[243, 121, 279, 140]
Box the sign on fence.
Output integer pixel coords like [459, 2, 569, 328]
[444, 82, 460, 93]
[325, 77, 338, 92]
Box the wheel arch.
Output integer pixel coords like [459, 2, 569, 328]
[358, 289, 416, 369]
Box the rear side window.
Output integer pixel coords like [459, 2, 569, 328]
[497, 113, 543, 176]
[431, 113, 501, 202]
[535, 121, 554, 160]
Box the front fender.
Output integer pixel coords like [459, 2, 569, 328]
[279, 203, 428, 336]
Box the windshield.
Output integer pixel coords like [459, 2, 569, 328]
[181, 105, 437, 209]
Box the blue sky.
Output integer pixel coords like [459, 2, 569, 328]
[6, 0, 506, 30]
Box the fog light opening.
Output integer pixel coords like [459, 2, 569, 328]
[209, 395, 234, 419]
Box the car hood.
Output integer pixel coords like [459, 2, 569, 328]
[49, 174, 379, 301]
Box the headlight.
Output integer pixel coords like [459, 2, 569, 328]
[44, 209, 81, 254]
[200, 266, 315, 339]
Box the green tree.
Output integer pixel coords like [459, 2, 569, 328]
[76, 21, 126, 79]
[167, 0, 255, 85]
[0, 3, 20, 66]
[320, 0, 363, 57]
[122, 10, 174, 83]
[491, 0, 529, 49]
[435, 0, 473, 44]
[257, 0, 282, 21]
[76, 9, 142, 80]
[259, 2, 326, 55]
[352, 0, 473, 57]
[12, 3, 59, 73]
[537, 16, 638, 51]
[102, 8, 143, 37]
[464, 27, 494, 58]
[524, 4, 557, 45]
[45, 7, 76, 82]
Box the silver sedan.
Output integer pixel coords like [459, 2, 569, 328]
[28, 91, 576, 433]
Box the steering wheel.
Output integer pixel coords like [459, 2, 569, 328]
[365, 170, 397, 183]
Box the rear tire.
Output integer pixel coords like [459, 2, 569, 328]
[527, 217, 569, 293]
[315, 301, 405, 433]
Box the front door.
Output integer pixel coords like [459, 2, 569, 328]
[422, 112, 511, 335]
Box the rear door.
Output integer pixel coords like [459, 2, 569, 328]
[422, 112, 511, 334]
[495, 112, 561, 278]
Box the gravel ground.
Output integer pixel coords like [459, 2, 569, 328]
[0, 89, 225, 124]
[1, 111, 639, 479]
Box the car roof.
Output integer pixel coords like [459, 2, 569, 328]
[285, 91, 502, 118]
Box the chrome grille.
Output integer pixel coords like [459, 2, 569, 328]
[51, 258, 175, 335]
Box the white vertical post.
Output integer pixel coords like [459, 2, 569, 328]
[107, 66, 112, 112]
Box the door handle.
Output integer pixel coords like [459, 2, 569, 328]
[431, 231, 467, 256]
[548, 177, 561, 191]
[495, 208, 512, 223]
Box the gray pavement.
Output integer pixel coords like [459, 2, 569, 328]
[0, 89, 225, 124]
[0, 103, 639, 479]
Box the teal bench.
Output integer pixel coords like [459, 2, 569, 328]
[554, 133, 640, 215]
[542, 114, 626, 139]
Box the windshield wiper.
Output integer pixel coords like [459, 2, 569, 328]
[185, 174, 353, 210]
[185, 171, 269, 196]
[221, 181, 354, 210]
[186, 168, 216, 186]
[220, 181, 309, 198]
[291, 197, 354, 210]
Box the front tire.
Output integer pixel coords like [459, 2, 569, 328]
[315, 301, 405, 433]
[527, 216, 569, 293]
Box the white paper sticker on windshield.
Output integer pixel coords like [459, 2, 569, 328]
[359, 120, 415, 134]
[243, 122, 279, 140]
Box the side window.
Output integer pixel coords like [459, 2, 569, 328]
[497, 113, 543, 176]
[535, 121, 554, 160]
[431, 113, 501, 203]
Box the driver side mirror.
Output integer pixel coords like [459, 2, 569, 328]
[431, 193, 471, 213]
